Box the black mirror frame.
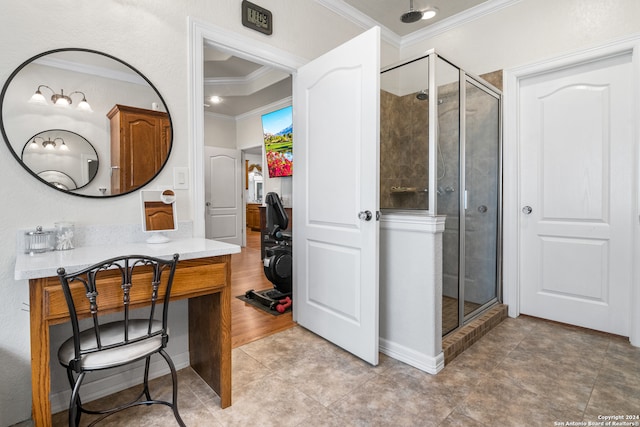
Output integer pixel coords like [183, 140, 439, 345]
[21, 128, 99, 191]
[0, 47, 173, 198]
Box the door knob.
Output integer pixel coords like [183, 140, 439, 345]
[206, 202, 211, 207]
[522, 206, 532, 214]
[358, 210, 372, 221]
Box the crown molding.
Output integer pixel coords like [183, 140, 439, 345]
[34, 57, 147, 85]
[235, 96, 292, 121]
[315, 0, 523, 50]
[204, 110, 236, 120]
[314, 0, 402, 48]
[401, 0, 523, 48]
[204, 64, 274, 86]
[203, 96, 292, 121]
[204, 65, 289, 98]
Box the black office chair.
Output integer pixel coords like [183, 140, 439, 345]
[56, 254, 185, 427]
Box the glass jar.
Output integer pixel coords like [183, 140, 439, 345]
[54, 222, 75, 250]
[24, 226, 55, 254]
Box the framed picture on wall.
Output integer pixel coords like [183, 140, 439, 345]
[261, 105, 293, 177]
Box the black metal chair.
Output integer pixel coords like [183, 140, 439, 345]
[56, 254, 186, 427]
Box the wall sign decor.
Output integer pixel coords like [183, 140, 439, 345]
[241, 0, 272, 35]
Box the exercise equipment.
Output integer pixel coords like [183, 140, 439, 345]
[244, 192, 293, 311]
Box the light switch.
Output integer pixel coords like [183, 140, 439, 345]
[173, 167, 189, 190]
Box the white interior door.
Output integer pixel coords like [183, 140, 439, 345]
[205, 146, 242, 245]
[293, 27, 380, 365]
[519, 52, 634, 335]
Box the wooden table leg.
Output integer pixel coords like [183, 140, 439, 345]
[188, 260, 232, 408]
[30, 278, 52, 427]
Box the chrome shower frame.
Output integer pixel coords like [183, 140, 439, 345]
[380, 50, 504, 335]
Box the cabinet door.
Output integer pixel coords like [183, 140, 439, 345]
[123, 113, 163, 190]
[160, 116, 171, 162]
[109, 105, 171, 194]
[144, 201, 175, 230]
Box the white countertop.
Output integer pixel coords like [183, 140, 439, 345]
[15, 238, 241, 280]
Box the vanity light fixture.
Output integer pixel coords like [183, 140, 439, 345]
[31, 136, 68, 150]
[29, 85, 93, 112]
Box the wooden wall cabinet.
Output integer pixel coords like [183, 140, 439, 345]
[246, 203, 262, 231]
[143, 201, 174, 230]
[108, 104, 171, 194]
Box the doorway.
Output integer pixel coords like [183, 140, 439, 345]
[204, 146, 242, 245]
[518, 52, 633, 336]
[191, 22, 383, 364]
[504, 38, 640, 346]
[193, 27, 298, 346]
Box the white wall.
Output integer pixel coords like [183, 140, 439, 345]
[0, 1, 362, 424]
[204, 112, 236, 148]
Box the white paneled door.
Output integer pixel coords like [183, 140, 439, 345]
[293, 27, 380, 365]
[519, 52, 633, 335]
[204, 146, 242, 245]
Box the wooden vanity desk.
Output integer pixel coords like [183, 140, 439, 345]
[15, 238, 240, 427]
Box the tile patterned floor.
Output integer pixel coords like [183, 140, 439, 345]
[42, 315, 639, 427]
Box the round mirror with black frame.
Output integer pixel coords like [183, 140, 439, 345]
[22, 129, 99, 191]
[0, 48, 173, 198]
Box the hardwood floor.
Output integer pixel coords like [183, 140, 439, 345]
[230, 227, 295, 348]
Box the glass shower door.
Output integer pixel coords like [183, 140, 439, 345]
[462, 78, 501, 319]
[437, 58, 461, 336]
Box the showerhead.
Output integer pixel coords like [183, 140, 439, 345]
[416, 90, 428, 101]
[401, 0, 423, 23]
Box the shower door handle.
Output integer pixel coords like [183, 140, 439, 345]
[358, 210, 372, 221]
[522, 206, 532, 215]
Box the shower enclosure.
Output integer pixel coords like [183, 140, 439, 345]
[380, 51, 502, 336]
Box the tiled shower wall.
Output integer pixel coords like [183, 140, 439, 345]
[380, 89, 429, 210]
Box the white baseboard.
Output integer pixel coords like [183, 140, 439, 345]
[49, 351, 190, 415]
[379, 338, 444, 375]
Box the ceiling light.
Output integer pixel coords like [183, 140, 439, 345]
[422, 7, 438, 20]
[29, 85, 92, 111]
[209, 95, 223, 104]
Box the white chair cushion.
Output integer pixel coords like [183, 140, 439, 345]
[58, 319, 165, 371]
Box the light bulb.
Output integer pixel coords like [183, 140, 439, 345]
[77, 99, 93, 112]
[29, 91, 47, 105]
